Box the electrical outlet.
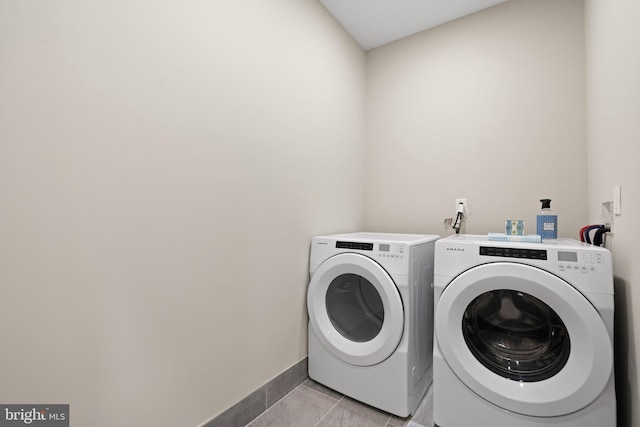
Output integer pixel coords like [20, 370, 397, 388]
[456, 198, 468, 217]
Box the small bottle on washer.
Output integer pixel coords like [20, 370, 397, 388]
[536, 199, 558, 240]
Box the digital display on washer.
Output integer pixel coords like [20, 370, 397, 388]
[558, 251, 578, 262]
[379, 244, 390, 252]
[479, 246, 547, 260]
[336, 241, 374, 251]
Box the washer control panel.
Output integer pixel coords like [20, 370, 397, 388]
[557, 250, 606, 274]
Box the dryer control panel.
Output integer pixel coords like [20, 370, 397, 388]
[310, 238, 412, 275]
[336, 241, 374, 251]
[375, 243, 406, 260]
[335, 240, 406, 260]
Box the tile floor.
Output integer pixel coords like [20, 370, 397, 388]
[245, 378, 433, 427]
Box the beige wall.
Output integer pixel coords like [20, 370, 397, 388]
[0, 1, 365, 426]
[365, 0, 587, 237]
[585, 0, 640, 425]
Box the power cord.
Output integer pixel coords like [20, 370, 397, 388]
[452, 202, 465, 234]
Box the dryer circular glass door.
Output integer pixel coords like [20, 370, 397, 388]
[435, 262, 613, 417]
[307, 253, 404, 366]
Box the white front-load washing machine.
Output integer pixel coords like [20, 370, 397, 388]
[433, 235, 615, 427]
[307, 232, 439, 417]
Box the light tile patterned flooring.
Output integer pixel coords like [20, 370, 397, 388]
[245, 378, 433, 427]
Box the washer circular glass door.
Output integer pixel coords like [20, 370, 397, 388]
[308, 253, 404, 366]
[435, 262, 613, 417]
[462, 289, 571, 383]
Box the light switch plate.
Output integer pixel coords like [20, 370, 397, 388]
[613, 185, 621, 215]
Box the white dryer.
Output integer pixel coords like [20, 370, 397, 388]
[433, 235, 615, 427]
[307, 232, 439, 417]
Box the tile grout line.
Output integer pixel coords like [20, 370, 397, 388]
[245, 382, 308, 427]
[300, 383, 341, 402]
[312, 395, 344, 427]
[304, 384, 401, 427]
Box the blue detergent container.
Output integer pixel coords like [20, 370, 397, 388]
[536, 199, 558, 239]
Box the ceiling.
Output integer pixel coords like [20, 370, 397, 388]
[320, 0, 509, 50]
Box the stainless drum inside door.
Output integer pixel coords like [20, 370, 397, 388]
[435, 262, 612, 417]
[462, 289, 571, 383]
[308, 253, 404, 366]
